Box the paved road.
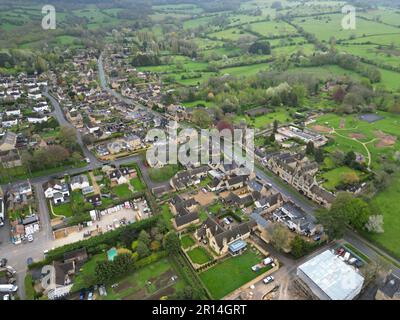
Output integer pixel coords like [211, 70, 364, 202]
[43, 88, 101, 167]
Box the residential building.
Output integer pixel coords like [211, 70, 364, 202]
[70, 174, 90, 191]
[195, 217, 256, 256]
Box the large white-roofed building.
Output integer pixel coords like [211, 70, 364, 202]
[297, 250, 364, 300]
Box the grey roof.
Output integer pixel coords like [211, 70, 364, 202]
[379, 274, 400, 298]
[251, 210, 270, 229]
[175, 210, 199, 227]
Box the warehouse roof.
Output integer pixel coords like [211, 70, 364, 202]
[297, 250, 364, 300]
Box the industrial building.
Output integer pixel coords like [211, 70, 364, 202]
[297, 250, 365, 300]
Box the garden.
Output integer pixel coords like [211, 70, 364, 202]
[199, 248, 268, 299]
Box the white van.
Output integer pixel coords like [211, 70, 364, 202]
[0, 284, 18, 293]
[263, 257, 274, 265]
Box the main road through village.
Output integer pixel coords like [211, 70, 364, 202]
[0, 54, 398, 299]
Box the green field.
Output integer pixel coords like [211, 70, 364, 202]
[199, 249, 267, 299]
[293, 13, 400, 42]
[235, 108, 292, 128]
[209, 27, 257, 41]
[248, 20, 297, 37]
[312, 111, 400, 169]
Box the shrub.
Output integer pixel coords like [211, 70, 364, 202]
[131, 240, 139, 251]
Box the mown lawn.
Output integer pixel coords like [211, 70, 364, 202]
[52, 202, 73, 218]
[130, 177, 145, 192]
[161, 204, 173, 229]
[148, 165, 179, 182]
[199, 249, 268, 299]
[366, 172, 400, 259]
[100, 257, 187, 300]
[181, 234, 196, 249]
[187, 247, 213, 265]
[112, 184, 133, 199]
[235, 109, 292, 129]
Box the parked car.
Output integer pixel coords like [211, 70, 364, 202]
[27, 234, 34, 242]
[313, 235, 321, 241]
[5, 266, 16, 276]
[85, 158, 91, 164]
[87, 291, 94, 300]
[0, 258, 7, 267]
[79, 291, 85, 300]
[227, 217, 234, 223]
[263, 276, 274, 284]
[3, 294, 10, 300]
